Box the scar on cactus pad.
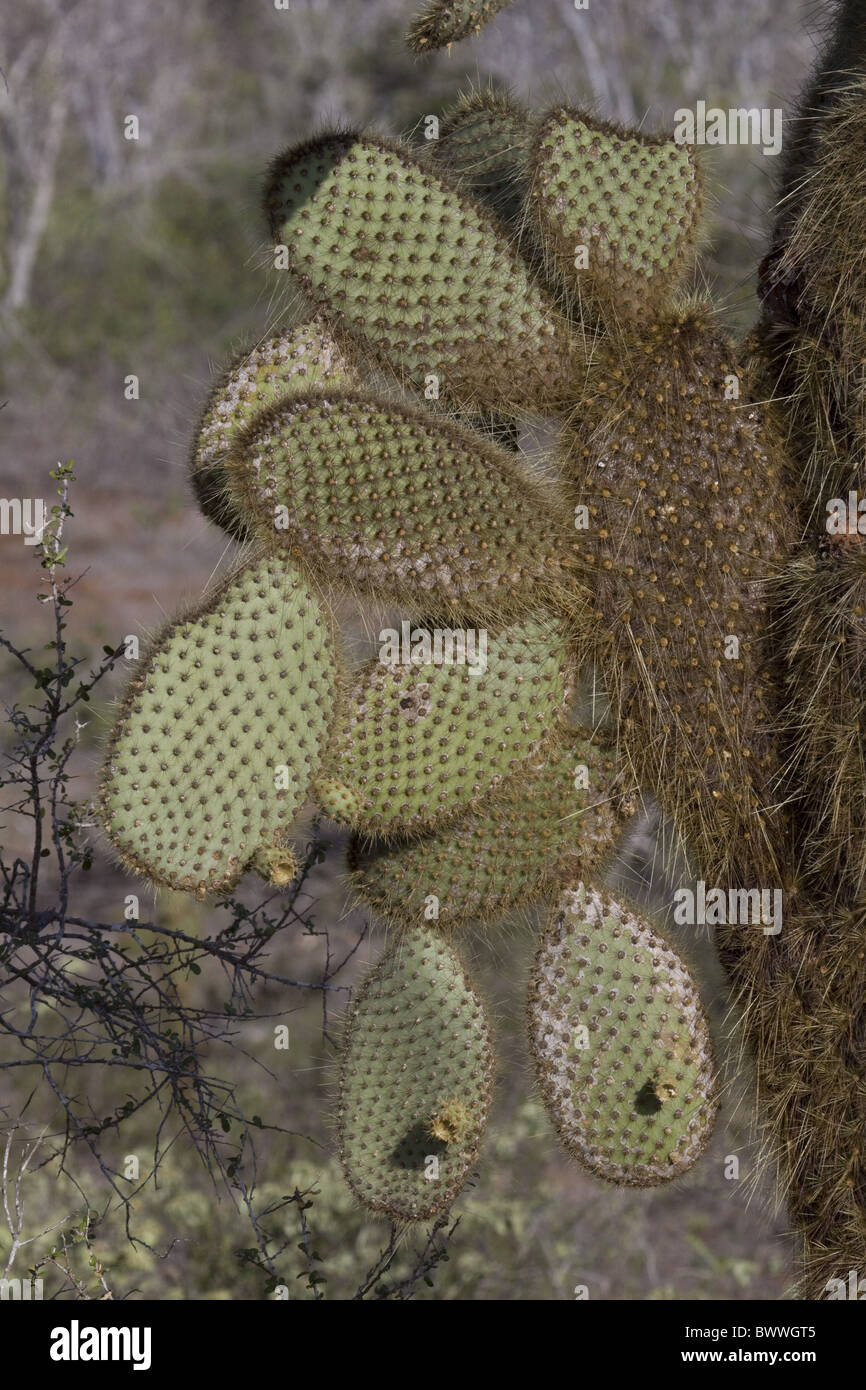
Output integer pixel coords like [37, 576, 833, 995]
[96, 0, 866, 1294]
[430, 1099, 474, 1145]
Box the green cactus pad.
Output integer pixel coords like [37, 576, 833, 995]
[316, 617, 573, 834]
[226, 389, 580, 616]
[190, 318, 352, 537]
[528, 883, 718, 1186]
[262, 132, 576, 412]
[349, 730, 640, 927]
[529, 107, 702, 322]
[429, 88, 532, 231]
[99, 555, 338, 897]
[337, 927, 494, 1221]
[407, 0, 516, 51]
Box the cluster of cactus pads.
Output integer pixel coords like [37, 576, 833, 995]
[100, 0, 866, 1295]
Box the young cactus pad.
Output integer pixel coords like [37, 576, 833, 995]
[407, 0, 517, 51]
[262, 133, 576, 412]
[337, 926, 494, 1221]
[428, 88, 533, 232]
[349, 729, 639, 927]
[99, 555, 338, 896]
[316, 616, 572, 834]
[226, 390, 581, 617]
[529, 107, 702, 322]
[190, 318, 352, 537]
[528, 884, 718, 1186]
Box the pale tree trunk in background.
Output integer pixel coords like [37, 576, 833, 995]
[1, 74, 66, 315]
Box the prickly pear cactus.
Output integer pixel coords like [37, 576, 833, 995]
[100, 553, 339, 896]
[337, 926, 494, 1220]
[528, 884, 718, 1186]
[263, 133, 577, 411]
[529, 108, 703, 321]
[190, 317, 352, 536]
[316, 616, 573, 834]
[349, 728, 639, 927]
[225, 391, 580, 617]
[98, 0, 866, 1298]
[407, 0, 517, 51]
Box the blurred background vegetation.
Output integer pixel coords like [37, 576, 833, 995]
[0, 0, 829, 1299]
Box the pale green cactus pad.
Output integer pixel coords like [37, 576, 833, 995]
[349, 729, 640, 927]
[226, 390, 580, 616]
[99, 555, 338, 896]
[316, 617, 573, 834]
[190, 317, 352, 536]
[262, 133, 576, 411]
[338, 927, 494, 1220]
[528, 883, 718, 1185]
[529, 107, 702, 322]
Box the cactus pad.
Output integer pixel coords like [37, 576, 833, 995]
[262, 133, 576, 412]
[530, 108, 702, 322]
[407, 0, 516, 51]
[226, 389, 580, 615]
[429, 88, 532, 232]
[317, 617, 572, 834]
[349, 730, 640, 927]
[337, 927, 494, 1220]
[190, 319, 351, 537]
[99, 555, 338, 896]
[528, 883, 718, 1186]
